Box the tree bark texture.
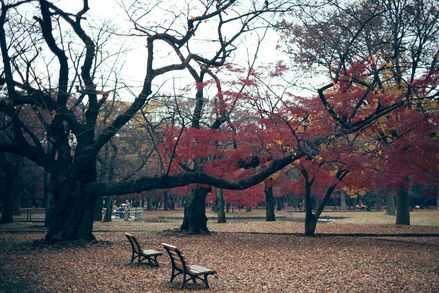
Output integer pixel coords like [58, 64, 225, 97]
[103, 196, 113, 222]
[0, 154, 19, 224]
[44, 171, 55, 226]
[93, 199, 103, 221]
[304, 213, 318, 236]
[44, 158, 98, 242]
[216, 188, 226, 223]
[180, 187, 209, 233]
[264, 182, 276, 221]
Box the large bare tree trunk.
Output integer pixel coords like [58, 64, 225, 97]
[180, 187, 210, 233]
[45, 177, 99, 242]
[44, 157, 98, 242]
[396, 185, 410, 225]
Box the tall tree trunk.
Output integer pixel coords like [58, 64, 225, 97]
[180, 187, 209, 233]
[276, 196, 283, 211]
[0, 154, 19, 224]
[436, 188, 439, 210]
[93, 198, 103, 221]
[386, 192, 396, 215]
[146, 196, 153, 211]
[216, 188, 226, 223]
[13, 192, 21, 215]
[44, 171, 55, 226]
[102, 196, 113, 222]
[163, 191, 169, 211]
[396, 185, 410, 225]
[340, 190, 347, 212]
[302, 169, 316, 236]
[264, 181, 276, 221]
[0, 173, 18, 223]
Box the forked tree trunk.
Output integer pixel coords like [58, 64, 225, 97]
[301, 168, 343, 237]
[396, 185, 410, 225]
[216, 188, 226, 223]
[304, 213, 318, 236]
[265, 181, 276, 221]
[180, 187, 209, 233]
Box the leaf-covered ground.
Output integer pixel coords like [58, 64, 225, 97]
[1, 213, 439, 292]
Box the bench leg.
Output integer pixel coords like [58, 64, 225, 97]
[202, 274, 210, 288]
[170, 269, 181, 283]
[152, 255, 159, 267]
[181, 273, 188, 289]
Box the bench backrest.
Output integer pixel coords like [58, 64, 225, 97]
[125, 233, 141, 254]
[162, 243, 189, 271]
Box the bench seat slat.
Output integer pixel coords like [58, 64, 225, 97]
[142, 249, 162, 256]
[189, 265, 216, 275]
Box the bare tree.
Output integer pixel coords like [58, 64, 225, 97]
[0, 0, 294, 242]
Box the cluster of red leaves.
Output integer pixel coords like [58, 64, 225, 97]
[159, 58, 439, 206]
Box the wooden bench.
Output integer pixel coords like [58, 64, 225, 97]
[125, 233, 162, 267]
[162, 243, 217, 289]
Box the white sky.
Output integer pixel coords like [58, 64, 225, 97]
[53, 0, 301, 98]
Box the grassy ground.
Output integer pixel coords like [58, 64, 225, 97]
[1, 210, 438, 292]
[140, 208, 439, 226]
